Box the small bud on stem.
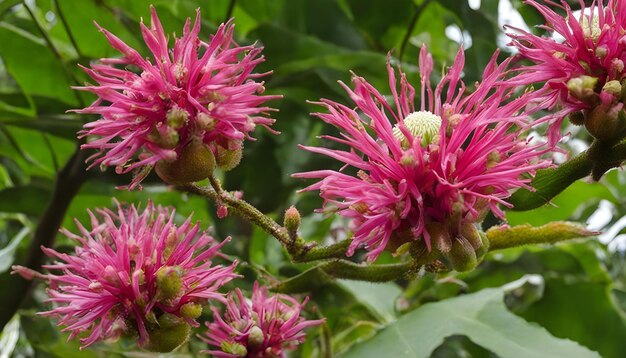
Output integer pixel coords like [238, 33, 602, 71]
[284, 206, 301, 241]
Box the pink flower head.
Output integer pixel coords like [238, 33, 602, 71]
[293, 46, 551, 261]
[13, 202, 238, 349]
[507, 0, 626, 142]
[200, 283, 324, 357]
[75, 6, 279, 189]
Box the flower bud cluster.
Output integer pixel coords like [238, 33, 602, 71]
[200, 283, 324, 357]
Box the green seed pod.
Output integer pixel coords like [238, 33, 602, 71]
[155, 140, 216, 185]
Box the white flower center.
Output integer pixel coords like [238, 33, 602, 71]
[581, 13, 601, 41]
[392, 111, 442, 148]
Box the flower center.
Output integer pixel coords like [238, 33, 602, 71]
[392, 111, 442, 149]
[581, 13, 601, 41]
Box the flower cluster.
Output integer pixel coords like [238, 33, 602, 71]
[294, 47, 551, 263]
[507, 0, 626, 142]
[17, 1, 614, 355]
[200, 283, 324, 357]
[14, 202, 238, 351]
[76, 6, 279, 189]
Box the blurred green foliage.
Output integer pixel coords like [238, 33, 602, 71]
[0, 0, 625, 357]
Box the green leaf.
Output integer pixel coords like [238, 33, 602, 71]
[0, 314, 20, 357]
[0, 186, 51, 216]
[55, 0, 142, 59]
[338, 280, 401, 323]
[0, 22, 77, 105]
[507, 180, 615, 226]
[0, 226, 29, 273]
[341, 276, 600, 358]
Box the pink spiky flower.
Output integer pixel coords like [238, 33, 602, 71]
[12, 202, 238, 351]
[75, 6, 279, 189]
[293, 47, 551, 262]
[507, 0, 626, 142]
[200, 283, 324, 357]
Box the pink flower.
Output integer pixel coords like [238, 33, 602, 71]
[13, 202, 238, 350]
[507, 0, 626, 142]
[75, 6, 279, 189]
[293, 47, 551, 262]
[200, 283, 324, 357]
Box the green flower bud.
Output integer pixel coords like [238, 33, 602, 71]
[475, 231, 490, 259]
[400, 153, 416, 167]
[284, 206, 301, 237]
[148, 125, 180, 149]
[155, 140, 216, 185]
[596, 45, 608, 58]
[567, 75, 598, 101]
[166, 106, 189, 129]
[146, 313, 191, 353]
[603, 80, 622, 97]
[156, 266, 183, 302]
[180, 302, 203, 319]
[445, 237, 478, 272]
[581, 13, 601, 41]
[197, 112, 217, 131]
[425, 221, 452, 254]
[221, 341, 247, 357]
[486, 151, 501, 169]
[585, 105, 626, 140]
[215, 145, 243, 171]
[569, 110, 585, 126]
[247, 326, 265, 349]
[459, 223, 482, 250]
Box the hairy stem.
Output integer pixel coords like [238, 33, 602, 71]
[509, 138, 626, 211]
[179, 182, 352, 262]
[275, 247, 437, 293]
[485, 221, 597, 251]
[292, 240, 352, 263]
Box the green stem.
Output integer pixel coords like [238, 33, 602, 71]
[485, 222, 597, 251]
[208, 177, 290, 247]
[0, 146, 89, 330]
[510, 138, 626, 211]
[53, 0, 82, 59]
[322, 260, 414, 282]
[508, 150, 592, 211]
[179, 183, 352, 262]
[275, 245, 437, 292]
[224, 0, 237, 22]
[292, 240, 352, 263]
[399, 0, 432, 62]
